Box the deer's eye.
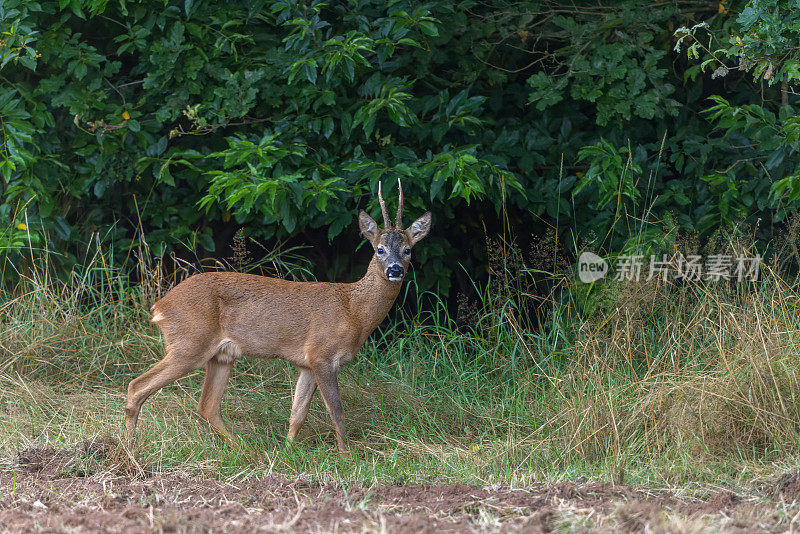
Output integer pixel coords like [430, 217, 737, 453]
[403, 248, 411, 255]
[377, 247, 385, 255]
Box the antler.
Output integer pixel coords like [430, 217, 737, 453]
[377, 181, 391, 228]
[395, 178, 403, 229]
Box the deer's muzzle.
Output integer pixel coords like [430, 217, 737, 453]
[386, 264, 404, 281]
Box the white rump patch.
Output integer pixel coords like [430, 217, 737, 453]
[151, 312, 165, 323]
[215, 338, 242, 364]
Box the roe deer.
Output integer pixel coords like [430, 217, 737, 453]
[124, 179, 431, 453]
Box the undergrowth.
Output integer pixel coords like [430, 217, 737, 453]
[1, 234, 800, 491]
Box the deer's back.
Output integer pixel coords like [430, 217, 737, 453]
[152, 272, 358, 365]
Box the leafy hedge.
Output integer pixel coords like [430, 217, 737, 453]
[1, 0, 798, 295]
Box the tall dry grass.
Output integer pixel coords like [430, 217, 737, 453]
[0, 230, 799, 485]
[517, 264, 800, 474]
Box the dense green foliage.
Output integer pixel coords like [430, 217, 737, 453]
[1, 0, 798, 295]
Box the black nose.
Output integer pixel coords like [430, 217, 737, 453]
[386, 265, 404, 279]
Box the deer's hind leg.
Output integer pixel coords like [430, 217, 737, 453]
[124, 336, 218, 446]
[287, 368, 317, 444]
[197, 340, 240, 440]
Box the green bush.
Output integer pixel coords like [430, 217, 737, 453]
[0, 0, 798, 295]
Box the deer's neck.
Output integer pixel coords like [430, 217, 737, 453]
[349, 257, 402, 343]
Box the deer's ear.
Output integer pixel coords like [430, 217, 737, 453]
[406, 212, 431, 246]
[358, 210, 379, 241]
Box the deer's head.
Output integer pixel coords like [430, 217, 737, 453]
[358, 179, 431, 283]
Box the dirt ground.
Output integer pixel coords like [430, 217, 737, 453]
[2, 442, 799, 533]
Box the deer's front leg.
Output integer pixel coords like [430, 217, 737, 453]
[311, 361, 347, 453]
[287, 368, 317, 444]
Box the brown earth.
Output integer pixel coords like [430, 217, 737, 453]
[1, 443, 798, 533]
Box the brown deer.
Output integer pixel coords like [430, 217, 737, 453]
[124, 179, 431, 453]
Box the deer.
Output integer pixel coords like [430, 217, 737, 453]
[124, 179, 431, 453]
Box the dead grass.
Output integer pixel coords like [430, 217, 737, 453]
[502, 265, 800, 479]
[0, 239, 800, 502]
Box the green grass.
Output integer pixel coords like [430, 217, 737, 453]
[2, 244, 800, 493]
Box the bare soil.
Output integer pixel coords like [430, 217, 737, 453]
[1, 443, 798, 533]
